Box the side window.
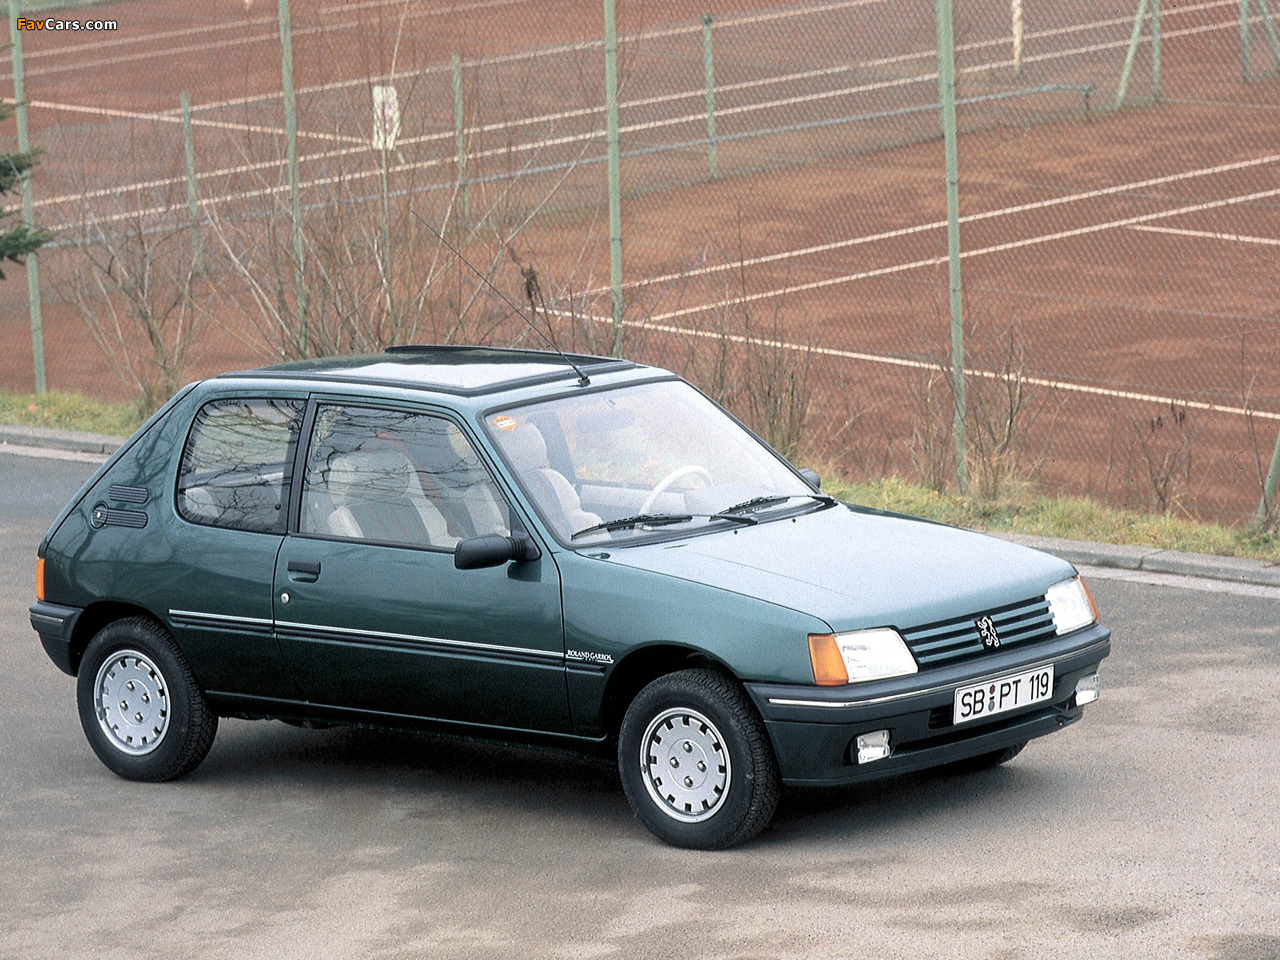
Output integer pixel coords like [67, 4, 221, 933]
[299, 405, 510, 550]
[177, 398, 304, 534]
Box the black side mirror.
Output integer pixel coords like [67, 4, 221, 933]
[798, 468, 822, 490]
[454, 533, 542, 570]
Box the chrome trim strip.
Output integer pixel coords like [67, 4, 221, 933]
[30, 612, 66, 626]
[767, 638, 1110, 709]
[274, 619, 564, 662]
[170, 609, 273, 627]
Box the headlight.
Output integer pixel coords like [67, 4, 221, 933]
[809, 628, 918, 685]
[1046, 576, 1097, 635]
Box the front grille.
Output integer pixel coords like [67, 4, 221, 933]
[901, 595, 1056, 668]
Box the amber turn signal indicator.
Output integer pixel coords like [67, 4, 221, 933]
[808, 633, 849, 686]
[1080, 576, 1099, 622]
[36, 556, 45, 602]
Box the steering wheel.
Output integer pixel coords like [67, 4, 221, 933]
[638, 465, 713, 515]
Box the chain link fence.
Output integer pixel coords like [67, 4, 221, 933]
[2, 0, 1278, 525]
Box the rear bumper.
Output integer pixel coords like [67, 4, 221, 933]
[745, 624, 1110, 786]
[30, 601, 83, 676]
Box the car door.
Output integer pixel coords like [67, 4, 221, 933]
[166, 394, 306, 701]
[272, 401, 570, 733]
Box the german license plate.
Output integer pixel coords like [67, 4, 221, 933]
[953, 664, 1054, 725]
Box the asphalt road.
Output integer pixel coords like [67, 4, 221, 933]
[2, 449, 1278, 960]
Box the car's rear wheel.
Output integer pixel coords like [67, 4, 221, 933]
[76, 617, 218, 782]
[618, 669, 780, 849]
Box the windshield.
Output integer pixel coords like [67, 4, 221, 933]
[484, 380, 818, 543]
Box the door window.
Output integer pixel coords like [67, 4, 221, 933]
[299, 405, 510, 550]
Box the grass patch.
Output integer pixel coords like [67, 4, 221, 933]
[827, 475, 1280, 564]
[0, 391, 144, 437]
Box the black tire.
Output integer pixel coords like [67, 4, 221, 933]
[618, 669, 781, 850]
[76, 616, 218, 782]
[948, 741, 1026, 774]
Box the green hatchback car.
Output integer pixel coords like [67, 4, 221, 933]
[31, 346, 1109, 848]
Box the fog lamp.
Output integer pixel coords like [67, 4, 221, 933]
[1074, 673, 1100, 707]
[855, 730, 892, 764]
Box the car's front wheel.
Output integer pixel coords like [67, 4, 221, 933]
[76, 616, 218, 782]
[618, 669, 780, 849]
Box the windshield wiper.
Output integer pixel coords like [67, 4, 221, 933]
[571, 513, 694, 540]
[571, 510, 763, 541]
[713, 493, 837, 519]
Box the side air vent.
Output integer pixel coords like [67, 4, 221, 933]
[90, 504, 148, 529]
[109, 484, 149, 504]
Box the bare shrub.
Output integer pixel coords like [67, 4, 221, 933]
[965, 322, 1035, 501]
[1130, 402, 1197, 514]
[741, 310, 813, 463]
[911, 309, 1055, 500]
[54, 143, 209, 416]
[681, 234, 814, 462]
[910, 367, 953, 493]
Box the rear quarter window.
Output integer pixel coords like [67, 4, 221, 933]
[176, 398, 304, 534]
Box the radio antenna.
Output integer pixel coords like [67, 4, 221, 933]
[411, 210, 591, 386]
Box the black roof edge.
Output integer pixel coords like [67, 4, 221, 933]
[381, 343, 617, 365]
[215, 346, 640, 398]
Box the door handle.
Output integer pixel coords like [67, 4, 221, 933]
[287, 559, 321, 582]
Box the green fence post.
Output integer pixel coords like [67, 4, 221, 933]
[277, 0, 306, 354]
[935, 0, 967, 494]
[604, 0, 624, 357]
[1256, 0, 1280, 72]
[1242, 0, 1252, 80]
[1151, 0, 1162, 99]
[1259, 428, 1280, 527]
[8, 0, 45, 394]
[452, 52, 469, 223]
[702, 14, 718, 180]
[1116, 0, 1151, 107]
[180, 93, 201, 265]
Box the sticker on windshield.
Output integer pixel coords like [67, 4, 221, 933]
[492, 414, 518, 431]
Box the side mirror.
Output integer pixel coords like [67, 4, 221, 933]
[798, 468, 822, 490]
[454, 533, 542, 570]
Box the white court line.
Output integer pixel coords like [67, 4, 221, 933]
[1128, 224, 1280, 246]
[174, 0, 894, 115]
[167, 0, 1235, 119]
[547, 305, 1280, 423]
[642, 185, 1280, 323]
[20, 0, 1239, 216]
[0, 21, 361, 81]
[610, 151, 1280, 293]
[33, 12, 1268, 225]
[17, 99, 366, 144]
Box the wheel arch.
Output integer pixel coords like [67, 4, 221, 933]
[600, 644, 738, 739]
[67, 601, 165, 676]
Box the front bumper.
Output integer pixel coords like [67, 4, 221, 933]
[30, 601, 83, 676]
[745, 623, 1110, 786]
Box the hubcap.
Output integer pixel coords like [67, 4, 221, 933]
[94, 650, 170, 756]
[639, 707, 731, 823]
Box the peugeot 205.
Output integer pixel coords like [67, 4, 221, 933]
[30, 346, 1109, 849]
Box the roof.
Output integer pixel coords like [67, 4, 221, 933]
[221, 345, 637, 396]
